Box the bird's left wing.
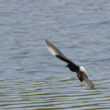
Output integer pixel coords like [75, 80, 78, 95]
[45, 39, 73, 64]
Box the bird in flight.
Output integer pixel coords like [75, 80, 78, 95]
[45, 39, 94, 89]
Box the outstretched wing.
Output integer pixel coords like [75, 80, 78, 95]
[45, 39, 79, 70]
[45, 39, 71, 63]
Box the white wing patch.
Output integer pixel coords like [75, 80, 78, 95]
[46, 45, 58, 56]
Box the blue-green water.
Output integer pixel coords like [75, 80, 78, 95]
[0, 0, 110, 109]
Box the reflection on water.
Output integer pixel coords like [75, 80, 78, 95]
[0, 0, 110, 110]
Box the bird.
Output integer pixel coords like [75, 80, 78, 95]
[45, 39, 94, 89]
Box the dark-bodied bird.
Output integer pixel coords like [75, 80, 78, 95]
[45, 39, 94, 89]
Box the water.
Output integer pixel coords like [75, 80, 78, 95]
[0, 0, 110, 109]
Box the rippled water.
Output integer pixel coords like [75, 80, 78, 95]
[0, 0, 110, 109]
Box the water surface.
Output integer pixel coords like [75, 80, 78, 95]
[0, 0, 110, 109]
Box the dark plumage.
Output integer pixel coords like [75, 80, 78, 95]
[56, 55, 79, 72]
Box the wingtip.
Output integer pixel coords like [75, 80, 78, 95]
[83, 79, 94, 89]
[45, 39, 47, 42]
[44, 39, 66, 57]
[44, 39, 60, 56]
[45, 39, 50, 46]
[44, 39, 48, 46]
[44, 39, 47, 43]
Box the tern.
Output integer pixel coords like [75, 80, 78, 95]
[45, 39, 94, 89]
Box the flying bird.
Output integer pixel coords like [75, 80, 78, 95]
[45, 39, 94, 89]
